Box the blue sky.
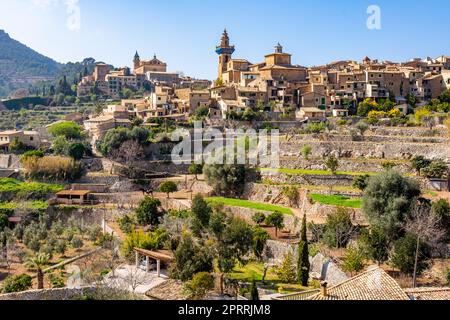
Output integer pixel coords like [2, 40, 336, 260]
[1, 0, 449, 80]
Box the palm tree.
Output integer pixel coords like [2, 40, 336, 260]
[25, 253, 50, 290]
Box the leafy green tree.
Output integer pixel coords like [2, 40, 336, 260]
[135, 197, 163, 227]
[355, 121, 369, 136]
[390, 233, 430, 276]
[171, 235, 213, 281]
[265, 211, 284, 237]
[252, 212, 266, 226]
[352, 174, 371, 191]
[297, 215, 310, 286]
[250, 279, 259, 300]
[342, 245, 366, 275]
[276, 252, 297, 284]
[282, 186, 300, 207]
[1, 274, 33, 293]
[325, 156, 339, 174]
[9, 137, 27, 153]
[323, 208, 354, 248]
[68, 142, 86, 160]
[48, 121, 82, 139]
[160, 181, 178, 199]
[357, 99, 378, 117]
[362, 171, 421, 242]
[25, 253, 50, 289]
[191, 195, 212, 228]
[301, 145, 312, 160]
[410, 156, 432, 176]
[252, 227, 269, 260]
[432, 199, 450, 220]
[121, 229, 168, 260]
[217, 218, 254, 273]
[421, 160, 448, 179]
[203, 164, 247, 197]
[188, 163, 204, 180]
[209, 211, 227, 239]
[184, 272, 214, 300]
[406, 93, 418, 107]
[359, 227, 390, 265]
[194, 106, 210, 119]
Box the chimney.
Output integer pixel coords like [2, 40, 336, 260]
[320, 281, 328, 297]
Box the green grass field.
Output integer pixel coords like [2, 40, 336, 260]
[260, 168, 378, 176]
[206, 197, 293, 215]
[0, 200, 49, 210]
[308, 194, 362, 208]
[0, 178, 64, 194]
[228, 262, 318, 294]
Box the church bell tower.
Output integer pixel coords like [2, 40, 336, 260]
[215, 29, 235, 81]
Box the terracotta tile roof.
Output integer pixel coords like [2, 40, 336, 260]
[146, 280, 188, 300]
[309, 267, 410, 301]
[405, 287, 450, 300]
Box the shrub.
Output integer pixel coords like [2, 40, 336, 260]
[117, 214, 136, 234]
[342, 244, 366, 274]
[252, 212, 266, 225]
[301, 145, 312, 160]
[276, 252, 297, 284]
[184, 272, 214, 300]
[71, 236, 83, 250]
[121, 229, 168, 260]
[421, 161, 448, 179]
[352, 174, 370, 191]
[432, 199, 450, 220]
[22, 156, 82, 181]
[2, 274, 33, 293]
[305, 122, 326, 134]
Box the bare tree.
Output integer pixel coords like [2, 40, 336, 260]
[404, 204, 447, 287]
[111, 140, 145, 164]
[121, 266, 150, 293]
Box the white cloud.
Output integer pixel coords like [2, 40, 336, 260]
[31, 0, 81, 32]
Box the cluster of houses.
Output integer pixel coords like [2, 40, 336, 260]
[76, 30, 450, 127]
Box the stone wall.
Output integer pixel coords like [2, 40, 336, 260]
[278, 157, 411, 174]
[0, 287, 97, 300]
[281, 139, 450, 161]
[261, 172, 355, 187]
[244, 183, 366, 225]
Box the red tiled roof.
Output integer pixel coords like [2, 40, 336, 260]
[309, 267, 409, 301]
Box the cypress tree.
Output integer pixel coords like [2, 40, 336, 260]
[298, 214, 310, 286]
[250, 279, 259, 300]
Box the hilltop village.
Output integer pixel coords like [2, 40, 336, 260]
[0, 30, 449, 301]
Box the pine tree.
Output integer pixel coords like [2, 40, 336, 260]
[250, 279, 259, 300]
[298, 214, 310, 286]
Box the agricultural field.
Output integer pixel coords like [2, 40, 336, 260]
[206, 197, 294, 215]
[0, 105, 95, 131]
